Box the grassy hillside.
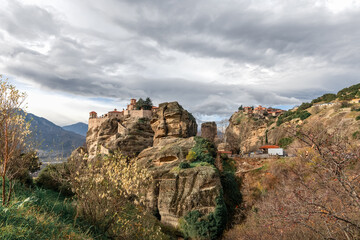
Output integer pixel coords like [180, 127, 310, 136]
[0, 182, 99, 240]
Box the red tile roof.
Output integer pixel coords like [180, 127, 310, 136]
[259, 145, 280, 149]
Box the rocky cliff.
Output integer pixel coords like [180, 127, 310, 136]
[136, 102, 224, 229]
[86, 116, 154, 159]
[151, 101, 197, 146]
[81, 101, 227, 233]
[225, 101, 360, 154]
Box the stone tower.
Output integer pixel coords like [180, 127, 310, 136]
[89, 111, 97, 119]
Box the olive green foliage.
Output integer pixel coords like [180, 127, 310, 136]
[238, 105, 243, 111]
[186, 137, 216, 165]
[277, 110, 311, 126]
[297, 102, 313, 111]
[356, 116, 360, 121]
[135, 97, 153, 110]
[351, 107, 360, 112]
[178, 162, 190, 169]
[311, 93, 337, 103]
[36, 163, 73, 197]
[352, 131, 360, 139]
[180, 196, 227, 240]
[337, 83, 360, 100]
[278, 137, 293, 148]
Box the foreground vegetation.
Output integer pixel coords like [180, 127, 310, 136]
[0, 181, 96, 239]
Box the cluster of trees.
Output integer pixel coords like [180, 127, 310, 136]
[135, 97, 153, 110]
[337, 83, 360, 100]
[277, 109, 311, 126]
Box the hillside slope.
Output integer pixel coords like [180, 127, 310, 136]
[225, 83, 360, 154]
[27, 113, 85, 161]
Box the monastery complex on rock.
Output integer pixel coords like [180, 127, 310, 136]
[88, 99, 158, 129]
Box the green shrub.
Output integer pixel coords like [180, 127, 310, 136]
[351, 107, 360, 112]
[278, 137, 293, 148]
[352, 131, 360, 139]
[186, 137, 216, 165]
[180, 196, 227, 240]
[298, 102, 313, 111]
[36, 163, 73, 196]
[311, 93, 337, 103]
[298, 111, 311, 120]
[356, 116, 360, 121]
[179, 162, 190, 169]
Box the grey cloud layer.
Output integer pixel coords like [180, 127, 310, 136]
[1, 0, 360, 117]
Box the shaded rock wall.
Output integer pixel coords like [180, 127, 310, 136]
[201, 122, 217, 143]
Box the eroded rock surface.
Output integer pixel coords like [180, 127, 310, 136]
[201, 122, 217, 143]
[136, 137, 222, 227]
[86, 117, 154, 159]
[151, 102, 197, 146]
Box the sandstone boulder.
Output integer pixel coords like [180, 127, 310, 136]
[151, 102, 197, 146]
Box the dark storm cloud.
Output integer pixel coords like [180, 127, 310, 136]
[114, 0, 360, 67]
[1, 0, 360, 118]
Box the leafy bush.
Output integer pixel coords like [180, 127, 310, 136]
[186, 137, 216, 165]
[356, 116, 360, 121]
[180, 196, 227, 240]
[298, 111, 311, 120]
[69, 152, 168, 239]
[36, 163, 73, 196]
[278, 137, 293, 148]
[351, 107, 360, 112]
[179, 162, 190, 169]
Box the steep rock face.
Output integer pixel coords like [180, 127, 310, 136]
[201, 122, 217, 143]
[225, 104, 360, 154]
[86, 117, 154, 159]
[151, 102, 197, 146]
[136, 137, 222, 227]
[225, 112, 270, 153]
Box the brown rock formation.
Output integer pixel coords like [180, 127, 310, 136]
[86, 117, 154, 159]
[201, 121, 217, 143]
[150, 102, 197, 146]
[136, 137, 222, 227]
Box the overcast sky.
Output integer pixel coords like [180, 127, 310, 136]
[1, 0, 360, 126]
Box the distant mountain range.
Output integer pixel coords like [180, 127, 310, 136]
[62, 122, 88, 136]
[26, 113, 86, 161]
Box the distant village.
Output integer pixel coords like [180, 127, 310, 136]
[240, 105, 285, 118]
